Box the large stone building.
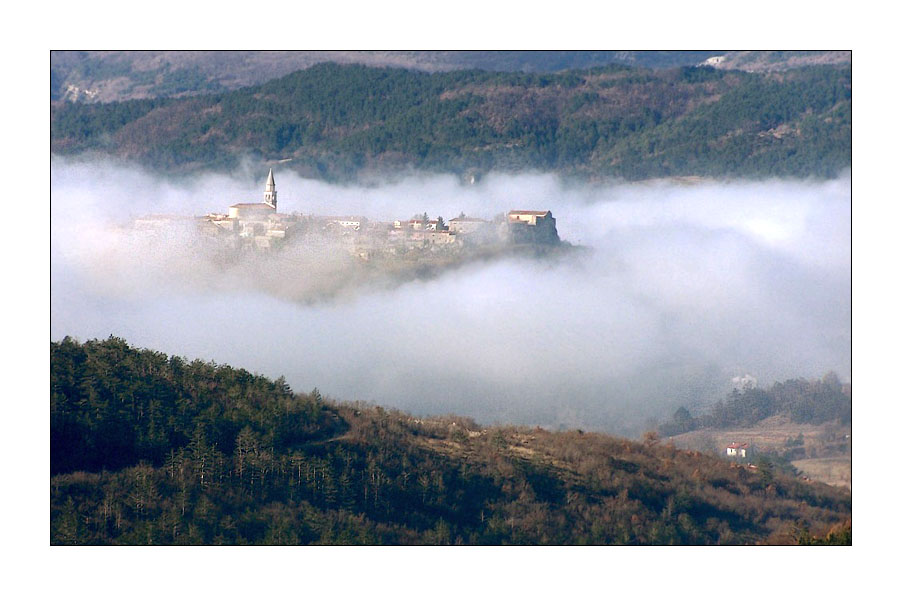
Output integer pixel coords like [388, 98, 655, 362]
[228, 168, 278, 219]
[505, 210, 559, 244]
[448, 216, 489, 235]
[210, 168, 294, 249]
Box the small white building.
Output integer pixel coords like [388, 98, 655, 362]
[725, 442, 749, 458]
[327, 217, 367, 231]
[395, 218, 441, 231]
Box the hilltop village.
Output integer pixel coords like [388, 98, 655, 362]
[133, 169, 561, 260]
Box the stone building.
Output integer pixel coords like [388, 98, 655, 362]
[448, 216, 489, 235]
[228, 168, 278, 220]
[505, 210, 559, 244]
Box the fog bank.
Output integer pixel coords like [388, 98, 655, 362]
[51, 159, 851, 436]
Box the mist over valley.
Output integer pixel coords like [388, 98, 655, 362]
[51, 159, 851, 437]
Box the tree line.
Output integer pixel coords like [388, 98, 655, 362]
[659, 373, 851, 437]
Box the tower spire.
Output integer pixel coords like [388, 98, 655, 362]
[263, 168, 277, 210]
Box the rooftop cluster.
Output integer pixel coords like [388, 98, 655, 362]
[134, 170, 561, 257]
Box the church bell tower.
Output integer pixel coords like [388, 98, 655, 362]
[263, 168, 277, 210]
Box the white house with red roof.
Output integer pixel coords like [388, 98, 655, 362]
[725, 442, 749, 458]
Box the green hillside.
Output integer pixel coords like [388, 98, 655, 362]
[51, 337, 851, 545]
[50, 62, 851, 182]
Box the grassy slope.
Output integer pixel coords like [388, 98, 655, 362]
[666, 414, 851, 489]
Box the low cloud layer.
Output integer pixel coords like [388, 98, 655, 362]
[51, 158, 851, 436]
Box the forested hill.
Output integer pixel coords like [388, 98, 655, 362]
[51, 337, 851, 545]
[50, 62, 851, 182]
[658, 374, 852, 438]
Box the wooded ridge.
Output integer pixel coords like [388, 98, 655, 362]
[51, 337, 851, 545]
[50, 62, 851, 182]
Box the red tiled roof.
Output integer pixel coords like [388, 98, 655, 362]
[727, 442, 749, 449]
[509, 210, 550, 216]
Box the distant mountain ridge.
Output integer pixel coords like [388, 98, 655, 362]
[50, 51, 850, 104]
[703, 50, 851, 73]
[52, 51, 727, 103]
